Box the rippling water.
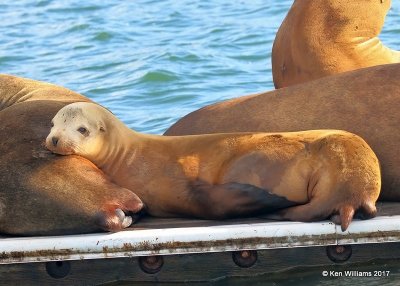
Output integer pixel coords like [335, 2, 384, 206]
[2, 0, 397, 134]
[1, 1, 399, 284]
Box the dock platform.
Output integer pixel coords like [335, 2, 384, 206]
[1, 202, 400, 284]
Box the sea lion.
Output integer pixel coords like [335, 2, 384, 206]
[46, 102, 381, 231]
[164, 63, 400, 201]
[0, 74, 143, 236]
[272, 0, 400, 88]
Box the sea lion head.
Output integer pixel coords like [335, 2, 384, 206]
[46, 102, 107, 157]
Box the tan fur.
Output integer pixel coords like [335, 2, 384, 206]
[47, 102, 381, 231]
[0, 74, 143, 235]
[165, 63, 400, 201]
[0, 74, 89, 111]
[272, 0, 400, 88]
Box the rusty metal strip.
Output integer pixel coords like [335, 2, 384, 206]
[1, 216, 400, 264]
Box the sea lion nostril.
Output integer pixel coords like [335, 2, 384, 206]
[52, 137, 59, 147]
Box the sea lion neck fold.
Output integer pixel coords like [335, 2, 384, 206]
[96, 122, 162, 178]
[271, 0, 400, 88]
[89, 108, 139, 175]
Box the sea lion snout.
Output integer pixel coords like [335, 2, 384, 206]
[51, 136, 59, 147]
[45, 131, 60, 151]
[45, 132, 74, 156]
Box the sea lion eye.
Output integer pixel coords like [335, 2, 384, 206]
[78, 127, 89, 135]
[50, 121, 54, 127]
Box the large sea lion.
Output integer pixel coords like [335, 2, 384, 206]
[0, 74, 143, 236]
[272, 0, 400, 88]
[46, 102, 381, 231]
[165, 63, 400, 201]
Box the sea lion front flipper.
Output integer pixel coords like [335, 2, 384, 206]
[94, 189, 144, 232]
[189, 181, 298, 219]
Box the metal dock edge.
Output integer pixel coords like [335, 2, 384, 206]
[2, 215, 400, 264]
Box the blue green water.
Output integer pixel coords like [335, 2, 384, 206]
[1, 1, 399, 284]
[2, 1, 398, 134]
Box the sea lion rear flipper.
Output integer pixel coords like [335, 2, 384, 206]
[332, 202, 377, 231]
[355, 201, 377, 220]
[274, 202, 357, 232]
[189, 181, 298, 218]
[269, 200, 332, 225]
[337, 205, 355, 232]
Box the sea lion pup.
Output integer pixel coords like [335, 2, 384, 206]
[165, 63, 400, 201]
[46, 102, 381, 231]
[272, 0, 400, 88]
[0, 74, 143, 235]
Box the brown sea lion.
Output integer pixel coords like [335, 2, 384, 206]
[272, 0, 400, 88]
[0, 74, 143, 236]
[165, 63, 400, 201]
[46, 102, 381, 231]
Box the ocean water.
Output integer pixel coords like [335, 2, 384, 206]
[1, 1, 399, 285]
[2, 0, 398, 134]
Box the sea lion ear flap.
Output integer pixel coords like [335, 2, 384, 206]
[99, 121, 106, 133]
